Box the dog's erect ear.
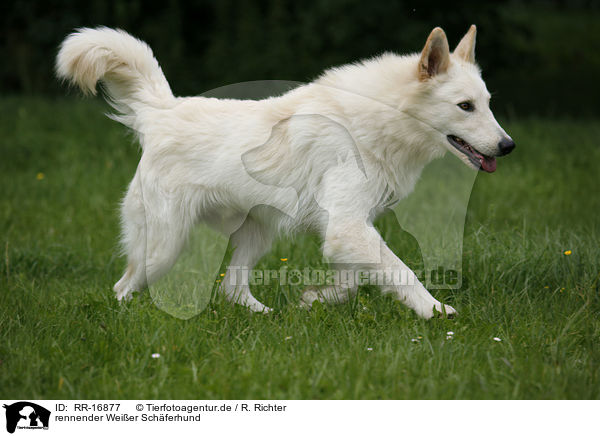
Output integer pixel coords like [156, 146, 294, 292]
[454, 24, 477, 63]
[418, 27, 450, 81]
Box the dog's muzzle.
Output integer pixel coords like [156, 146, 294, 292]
[497, 137, 516, 156]
[447, 135, 497, 173]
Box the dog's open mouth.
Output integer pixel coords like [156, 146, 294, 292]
[447, 135, 496, 173]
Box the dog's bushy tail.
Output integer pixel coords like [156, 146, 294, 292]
[56, 27, 175, 127]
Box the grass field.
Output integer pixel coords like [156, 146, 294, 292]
[1, 97, 599, 399]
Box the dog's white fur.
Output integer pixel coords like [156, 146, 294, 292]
[56, 25, 512, 318]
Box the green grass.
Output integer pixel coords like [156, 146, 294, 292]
[1, 97, 599, 399]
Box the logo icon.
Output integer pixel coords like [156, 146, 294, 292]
[3, 402, 50, 433]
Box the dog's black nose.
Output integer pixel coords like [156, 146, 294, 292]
[498, 137, 516, 156]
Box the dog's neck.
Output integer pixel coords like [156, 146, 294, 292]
[309, 54, 446, 200]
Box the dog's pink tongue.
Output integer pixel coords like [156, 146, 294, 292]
[481, 156, 497, 173]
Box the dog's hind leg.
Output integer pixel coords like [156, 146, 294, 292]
[114, 177, 190, 301]
[300, 284, 358, 308]
[221, 217, 273, 312]
[114, 176, 148, 301]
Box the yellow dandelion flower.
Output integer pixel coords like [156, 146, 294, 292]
[36, 172, 45, 180]
[564, 250, 572, 256]
[216, 279, 221, 283]
[280, 258, 288, 262]
[220, 273, 225, 277]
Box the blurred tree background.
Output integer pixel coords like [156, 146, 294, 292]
[1, 0, 599, 117]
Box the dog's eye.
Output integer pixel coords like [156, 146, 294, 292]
[458, 101, 474, 112]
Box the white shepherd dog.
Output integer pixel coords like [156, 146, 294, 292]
[56, 25, 515, 318]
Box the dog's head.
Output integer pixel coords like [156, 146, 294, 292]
[412, 25, 515, 172]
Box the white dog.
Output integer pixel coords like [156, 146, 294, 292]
[56, 25, 514, 318]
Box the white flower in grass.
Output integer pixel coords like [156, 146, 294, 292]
[447, 331, 454, 336]
[367, 347, 373, 351]
[493, 337, 502, 342]
[411, 338, 419, 343]
[446, 336, 453, 340]
[151, 353, 161, 359]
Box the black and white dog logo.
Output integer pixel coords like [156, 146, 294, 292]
[3, 402, 50, 433]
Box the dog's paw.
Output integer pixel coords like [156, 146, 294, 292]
[113, 275, 137, 302]
[299, 289, 319, 309]
[259, 305, 274, 314]
[432, 303, 457, 319]
[243, 299, 273, 313]
[414, 302, 457, 319]
[115, 288, 135, 302]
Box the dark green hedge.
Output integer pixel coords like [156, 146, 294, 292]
[2, 0, 599, 116]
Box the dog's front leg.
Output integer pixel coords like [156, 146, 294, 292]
[377, 240, 457, 319]
[322, 219, 456, 319]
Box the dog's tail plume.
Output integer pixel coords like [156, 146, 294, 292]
[56, 27, 175, 127]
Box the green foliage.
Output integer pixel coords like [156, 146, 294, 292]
[0, 97, 599, 398]
[2, 1, 600, 115]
